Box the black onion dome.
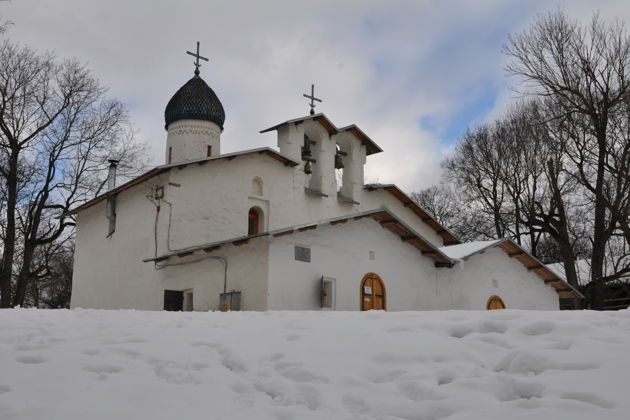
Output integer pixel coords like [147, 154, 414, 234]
[164, 75, 225, 130]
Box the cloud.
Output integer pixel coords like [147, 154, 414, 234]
[3, 0, 630, 192]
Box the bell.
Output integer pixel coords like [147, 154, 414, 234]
[304, 161, 312, 174]
[334, 153, 344, 169]
[302, 135, 312, 160]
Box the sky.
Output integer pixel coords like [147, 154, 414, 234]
[2, 0, 630, 192]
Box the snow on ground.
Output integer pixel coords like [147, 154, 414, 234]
[1, 309, 630, 420]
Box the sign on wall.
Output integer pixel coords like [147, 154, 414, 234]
[295, 245, 311, 262]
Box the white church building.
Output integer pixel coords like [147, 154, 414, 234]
[69, 47, 581, 312]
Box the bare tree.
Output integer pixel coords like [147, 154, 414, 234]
[0, 40, 147, 307]
[443, 125, 511, 239]
[504, 10, 630, 308]
[411, 184, 488, 242]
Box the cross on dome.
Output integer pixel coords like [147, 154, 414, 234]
[186, 41, 209, 76]
[303, 84, 322, 115]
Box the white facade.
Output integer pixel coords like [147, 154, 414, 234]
[70, 73, 574, 312]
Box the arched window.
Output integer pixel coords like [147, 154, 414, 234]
[248, 207, 261, 235]
[487, 295, 506, 310]
[251, 177, 263, 196]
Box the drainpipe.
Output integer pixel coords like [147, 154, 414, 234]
[106, 160, 119, 232]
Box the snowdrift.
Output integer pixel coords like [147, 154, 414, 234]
[1, 308, 629, 420]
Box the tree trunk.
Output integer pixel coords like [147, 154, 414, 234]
[547, 159, 580, 290]
[0, 150, 18, 308]
[13, 242, 36, 307]
[589, 129, 609, 310]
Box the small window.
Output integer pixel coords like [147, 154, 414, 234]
[251, 177, 263, 196]
[248, 207, 261, 235]
[168, 147, 173, 164]
[207, 145, 212, 157]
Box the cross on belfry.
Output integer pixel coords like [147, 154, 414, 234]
[187, 41, 209, 76]
[303, 84, 322, 115]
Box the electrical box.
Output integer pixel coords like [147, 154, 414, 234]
[219, 291, 241, 312]
[321, 277, 335, 309]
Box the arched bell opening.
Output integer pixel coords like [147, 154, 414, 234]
[248, 207, 263, 235]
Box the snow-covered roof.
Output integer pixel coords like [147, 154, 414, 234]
[438, 239, 504, 260]
[440, 238, 582, 299]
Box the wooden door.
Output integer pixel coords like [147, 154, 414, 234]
[361, 273, 386, 311]
[486, 295, 506, 310]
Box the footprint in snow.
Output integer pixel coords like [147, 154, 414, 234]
[363, 369, 406, 383]
[278, 365, 329, 384]
[342, 394, 370, 415]
[398, 381, 446, 401]
[518, 321, 555, 336]
[477, 320, 508, 334]
[547, 339, 573, 350]
[16, 355, 46, 365]
[449, 325, 475, 338]
[13, 343, 48, 351]
[83, 364, 124, 375]
[0, 385, 10, 395]
[561, 392, 617, 409]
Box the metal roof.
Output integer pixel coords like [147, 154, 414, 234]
[260, 113, 383, 155]
[364, 184, 461, 246]
[142, 208, 452, 264]
[67, 148, 299, 215]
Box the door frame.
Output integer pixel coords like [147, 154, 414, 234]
[360, 272, 386, 311]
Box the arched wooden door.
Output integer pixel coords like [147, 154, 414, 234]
[361, 273, 386, 311]
[487, 295, 506, 310]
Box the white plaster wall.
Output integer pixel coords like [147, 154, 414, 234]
[267, 218, 445, 311]
[157, 237, 269, 311]
[156, 154, 298, 252]
[71, 177, 166, 310]
[335, 132, 366, 202]
[154, 153, 445, 253]
[166, 119, 221, 163]
[437, 248, 559, 310]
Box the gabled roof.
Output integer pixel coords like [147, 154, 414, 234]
[364, 184, 461, 246]
[260, 113, 383, 155]
[143, 208, 452, 264]
[440, 238, 583, 299]
[68, 148, 299, 215]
